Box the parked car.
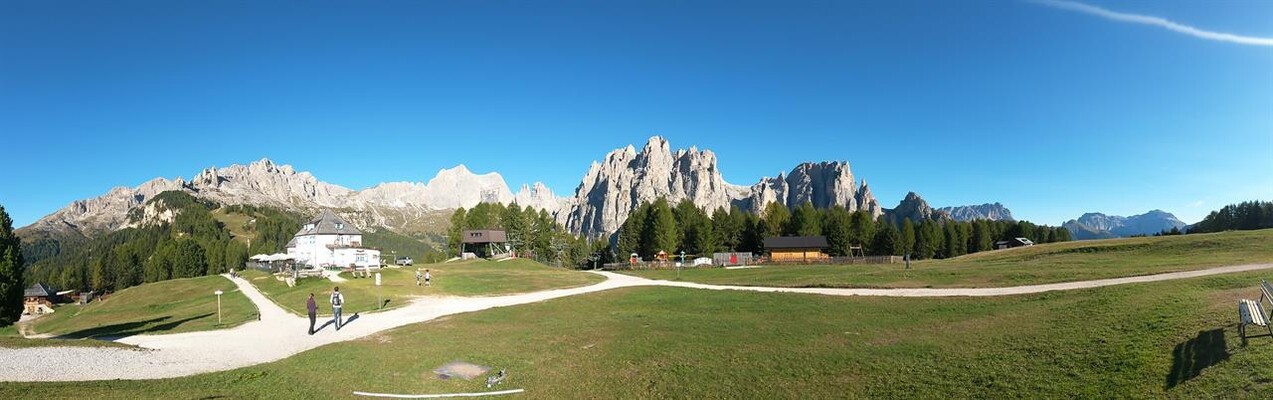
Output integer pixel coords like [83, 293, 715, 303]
[692, 257, 712, 266]
[396, 257, 413, 266]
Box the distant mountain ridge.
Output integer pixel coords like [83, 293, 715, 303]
[937, 203, 1015, 222]
[17, 159, 560, 248]
[1062, 210, 1187, 239]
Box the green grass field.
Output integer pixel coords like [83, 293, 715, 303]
[26, 275, 258, 339]
[625, 229, 1273, 288]
[7, 271, 1273, 398]
[245, 258, 605, 316]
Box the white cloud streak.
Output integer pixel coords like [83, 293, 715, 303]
[1030, 0, 1273, 47]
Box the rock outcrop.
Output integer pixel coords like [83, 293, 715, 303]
[882, 192, 951, 224]
[937, 203, 1015, 222]
[560, 137, 882, 236]
[561, 137, 738, 235]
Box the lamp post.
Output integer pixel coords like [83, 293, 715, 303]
[214, 290, 224, 325]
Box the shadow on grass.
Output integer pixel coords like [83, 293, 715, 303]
[1165, 328, 1230, 389]
[56, 313, 215, 340]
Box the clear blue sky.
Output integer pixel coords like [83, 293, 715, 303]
[1, 0, 1270, 228]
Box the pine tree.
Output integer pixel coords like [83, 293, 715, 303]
[848, 211, 876, 253]
[871, 222, 902, 256]
[0, 205, 24, 327]
[900, 219, 916, 257]
[823, 206, 853, 256]
[791, 201, 822, 236]
[643, 198, 678, 257]
[762, 202, 791, 238]
[618, 203, 649, 259]
[447, 207, 467, 257]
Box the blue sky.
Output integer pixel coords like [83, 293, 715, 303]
[1, 0, 1270, 228]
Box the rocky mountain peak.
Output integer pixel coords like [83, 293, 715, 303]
[883, 192, 950, 224]
[937, 202, 1015, 222]
[561, 138, 882, 236]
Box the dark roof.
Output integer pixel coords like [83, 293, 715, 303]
[763, 236, 829, 249]
[24, 283, 56, 298]
[995, 237, 1035, 246]
[462, 230, 508, 244]
[294, 209, 361, 237]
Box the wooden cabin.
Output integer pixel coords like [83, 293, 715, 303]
[462, 230, 510, 258]
[23, 283, 59, 315]
[763, 236, 830, 263]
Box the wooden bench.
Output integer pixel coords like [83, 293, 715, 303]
[1238, 280, 1273, 341]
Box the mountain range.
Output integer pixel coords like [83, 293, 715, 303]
[18, 136, 1174, 256]
[1062, 210, 1188, 239]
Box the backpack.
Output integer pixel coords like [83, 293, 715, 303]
[331, 292, 342, 306]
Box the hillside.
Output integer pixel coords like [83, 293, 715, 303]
[29, 275, 256, 338]
[21, 191, 437, 295]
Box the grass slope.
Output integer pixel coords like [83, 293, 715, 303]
[245, 259, 604, 316]
[7, 272, 1273, 397]
[626, 229, 1273, 288]
[28, 275, 257, 339]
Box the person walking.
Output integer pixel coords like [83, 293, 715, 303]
[330, 287, 345, 331]
[306, 293, 317, 335]
[415, 268, 422, 286]
[424, 269, 432, 287]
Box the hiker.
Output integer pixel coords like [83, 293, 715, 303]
[307, 293, 317, 335]
[415, 268, 422, 286]
[424, 269, 432, 287]
[331, 287, 345, 330]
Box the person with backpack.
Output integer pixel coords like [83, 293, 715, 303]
[306, 293, 317, 335]
[330, 287, 345, 330]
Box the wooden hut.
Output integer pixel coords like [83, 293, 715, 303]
[763, 236, 830, 263]
[23, 283, 59, 315]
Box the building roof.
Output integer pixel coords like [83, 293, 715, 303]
[24, 283, 56, 298]
[763, 236, 829, 249]
[294, 209, 361, 237]
[462, 230, 508, 244]
[995, 237, 1035, 246]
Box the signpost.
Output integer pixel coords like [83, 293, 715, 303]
[214, 290, 224, 325]
[375, 272, 382, 309]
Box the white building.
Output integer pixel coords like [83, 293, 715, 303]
[285, 210, 381, 269]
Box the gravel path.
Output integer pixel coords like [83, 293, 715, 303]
[3, 263, 1271, 382]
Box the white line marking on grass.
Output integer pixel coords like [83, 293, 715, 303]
[352, 388, 525, 398]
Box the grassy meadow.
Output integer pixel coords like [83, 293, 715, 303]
[626, 229, 1273, 288]
[26, 275, 257, 339]
[245, 258, 605, 316]
[7, 271, 1273, 398]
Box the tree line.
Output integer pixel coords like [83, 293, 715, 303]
[615, 199, 1071, 261]
[447, 202, 601, 268]
[22, 192, 300, 294]
[1, 204, 24, 327]
[1187, 201, 1273, 234]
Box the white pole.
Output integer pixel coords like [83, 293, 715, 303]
[214, 289, 224, 325]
